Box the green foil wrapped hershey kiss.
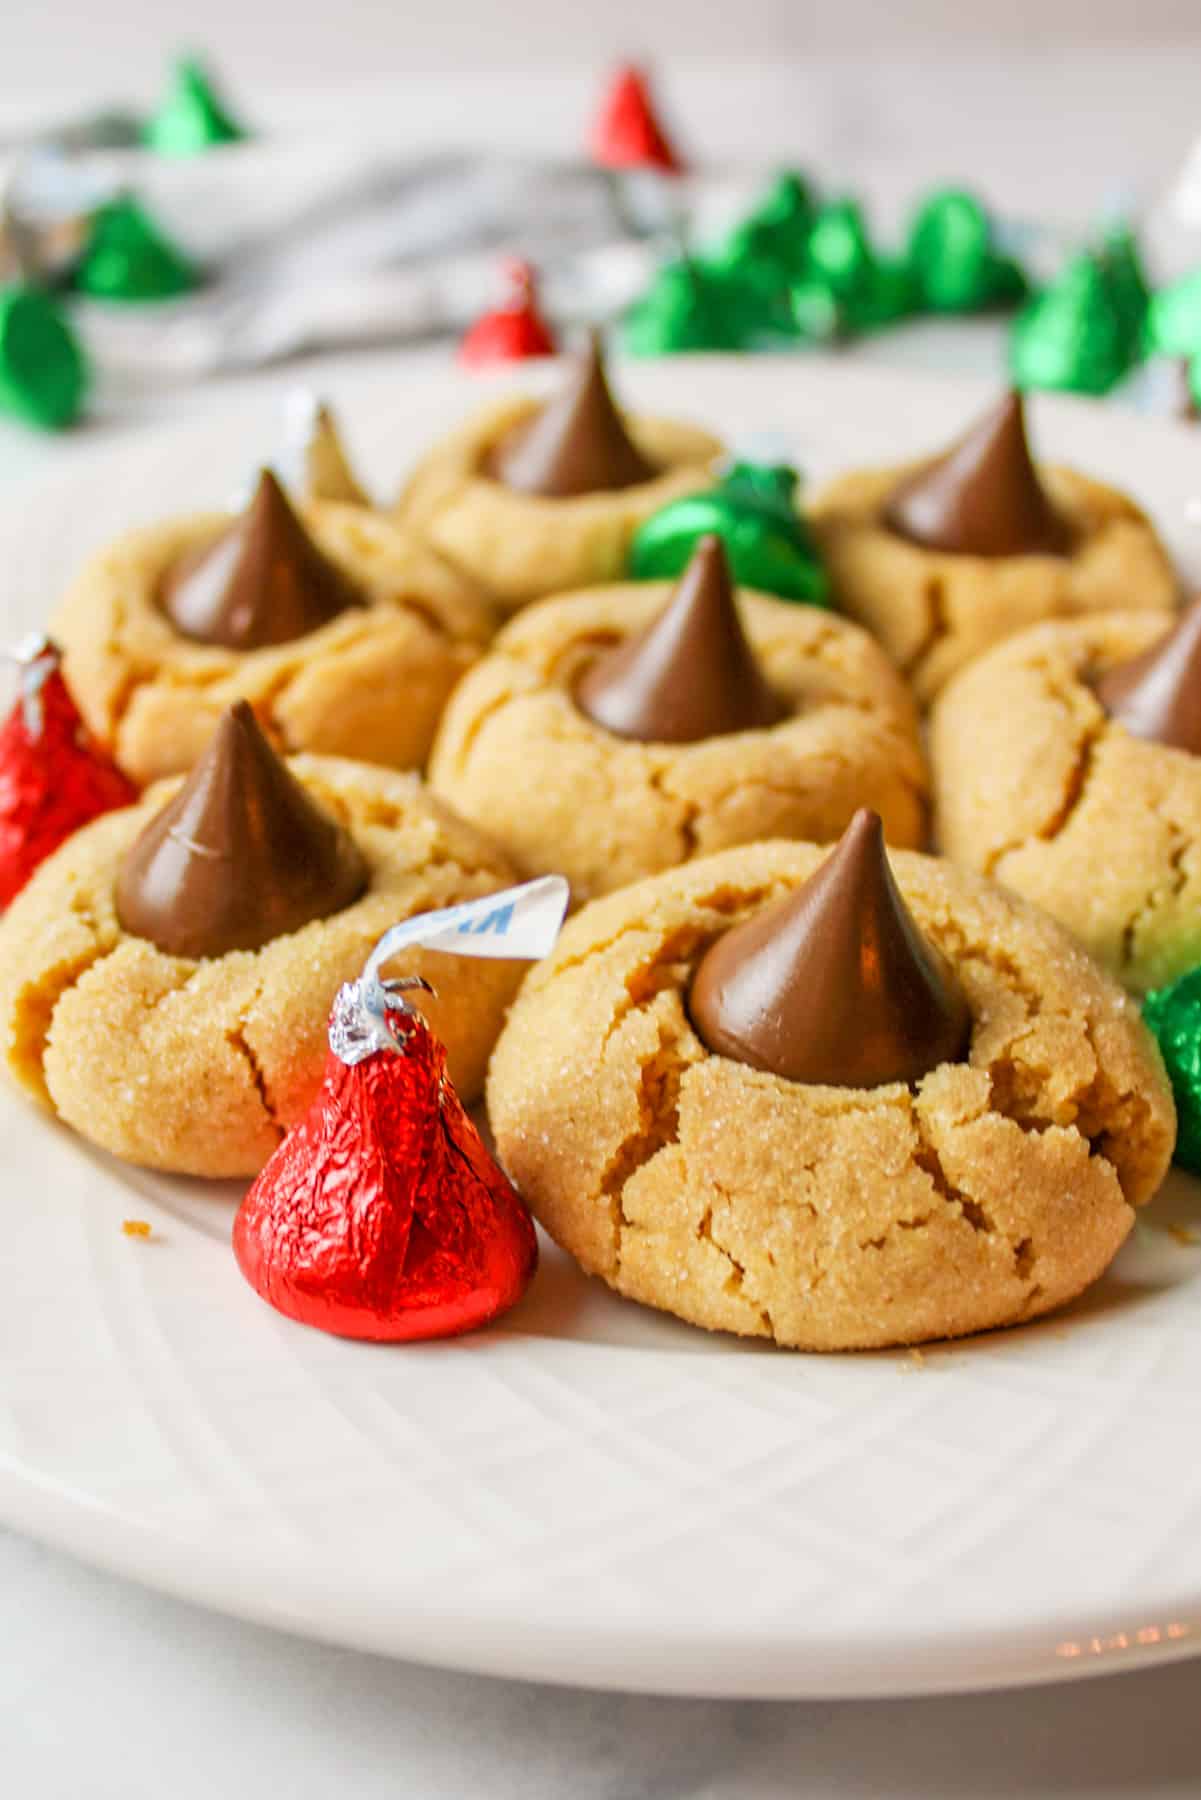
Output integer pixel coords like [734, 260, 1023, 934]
[621, 257, 746, 356]
[1009, 252, 1131, 396]
[1145, 268, 1201, 360]
[790, 200, 916, 340]
[806, 200, 874, 300]
[698, 173, 816, 346]
[1098, 223, 1150, 353]
[1144, 968, 1201, 1175]
[905, 188, 1028, 313]
[142, 56, 247, 156]
[710, 172, 814, 284]
[628, 461, 830, 606]
[74, 197, 198, 302]
[0, 285, 87, 429]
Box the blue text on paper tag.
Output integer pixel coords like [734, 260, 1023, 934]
[364, 875, 569, 987]
[332, 876, 570, 1065]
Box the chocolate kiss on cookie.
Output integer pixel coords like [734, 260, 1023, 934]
[289, 399, 369, 506]
[160, 469, 362, 650]
[1095, 593, 1201, 754]
[689, 808, 971, 1086]
[575, 534, 786, 742]
[883, 390, 1068, 558]
[487, 334, 658, 498]
[116, 701, 367, 958]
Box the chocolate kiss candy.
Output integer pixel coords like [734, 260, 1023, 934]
[487, 335, 658, 498]
[575, 534, 786, 743]
[0, 636, 137, 907]
[0, 286, 88, 431]
[883, 390, 1068, 558]
[588, 63, 683, 175]
[689, 809, 972, 1087]
[160, 469, 362, 650]
[116, 701, 367, 958]
[233, 982, 538, 1341]
[1095, 596, 1201, 755]
[289, 400, 369, 506]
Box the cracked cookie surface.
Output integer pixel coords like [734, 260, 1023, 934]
[0, 757, 520, 1177]
[52, 501, 496, 785]
[395, 395, 722, 612]
[931, 611, 1201, 993]
[429, 582, 928, 902]
[809, 463, 1176, 704]
[487, 840, 1174, 1349]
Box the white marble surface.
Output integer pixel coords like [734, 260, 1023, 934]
[3, 49, 1201, 1798]
[4, 1527, 1201, 1799]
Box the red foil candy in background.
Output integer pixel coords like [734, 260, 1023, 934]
[0, 636, 137, 907]
[589, 64, 683, 176]
[233, 987, 538, 1342]
[459, 258, 557, 368]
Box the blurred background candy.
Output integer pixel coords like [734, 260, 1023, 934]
[1, 23, 1201, 435]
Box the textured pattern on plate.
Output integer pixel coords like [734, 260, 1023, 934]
[0, 359, 1198, 1698]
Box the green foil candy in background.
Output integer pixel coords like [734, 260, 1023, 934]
[905, 188, 1028, 313]
[74, 197, 198, 302]
[711, 172, 814, 284]
[0, 286, 88, 430]
[629, 461, 830, 605]
[626, 171, 820, 356]
[787, 279, 847, 344]
[805, 200, 875, 302]
[798, 201, 915, 336]
[629, 178, 943, 355]
[621, 257, 746, 355]
[1145, 267, 1201, 360]
[1098, 222, 1150, 355]
[143, 57, 247, 156]
[1144, 969, 1201, 1174]
[846, 256, 918, 332]
[1010, 252, 1130, 395]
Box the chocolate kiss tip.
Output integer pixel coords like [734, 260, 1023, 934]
[575, 533, 786, 743]
[1095, 594, 1201, 755]
[688, 808, 972, 1088]
[115, 700, 367, 960]
[160, 468, 361, 652]
[883, 388, 1068, 559]
[487, 333, 658, 499]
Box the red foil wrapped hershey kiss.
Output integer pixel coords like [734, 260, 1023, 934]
[0, 636, 137, 907]
[458, 259, 556, 368]
[233, 979, 538, 1341]
[588, 64, 683, 175]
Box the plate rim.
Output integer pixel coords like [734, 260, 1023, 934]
[2, 349, 1200, 1701]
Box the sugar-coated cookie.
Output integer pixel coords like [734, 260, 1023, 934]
[488, 834, 1173, 1350]
[930, 601, 1201, 993]
[0, 726, 521, 1177]
[810, 390, 1177, 703]
[53, 472, 494, 785]
[430, 538, 927, 903]
[396, 340, 721, 611]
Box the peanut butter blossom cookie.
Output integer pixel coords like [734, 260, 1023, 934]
[931, 596, 1201, 993]
[52, 464, 494, 785]
[429, 536, 927, 901]
[0, 704, 522, 1177]
[809, 389, 1176, 703]
[488, 816, 1173, 1350]
[395, 336, 722, 611]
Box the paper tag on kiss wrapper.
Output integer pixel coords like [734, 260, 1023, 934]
[330, 876, 570, 1065]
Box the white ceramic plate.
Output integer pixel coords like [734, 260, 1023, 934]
[1, 354, 1200, 1701]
